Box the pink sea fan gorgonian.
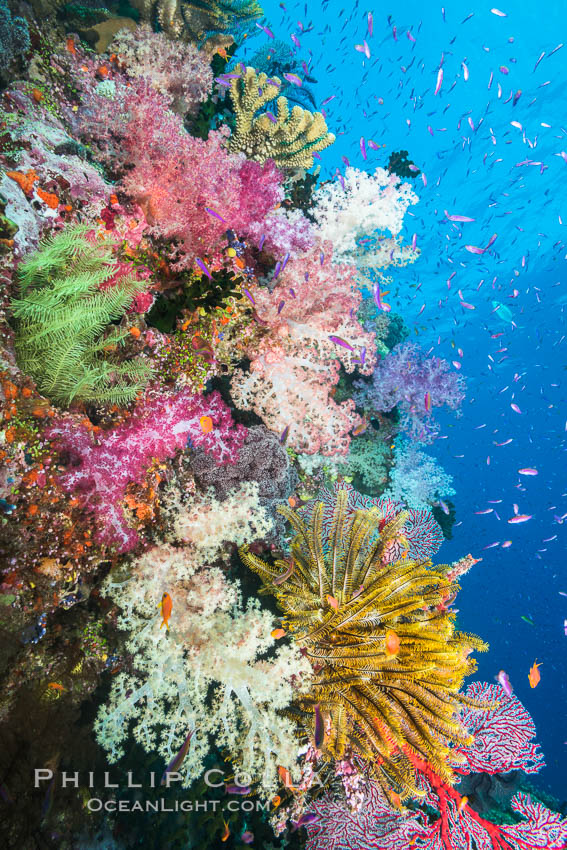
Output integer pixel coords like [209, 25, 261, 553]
[298, 481, 444, 561]
[354, 342, 465, 443]
[230, 244, 377, 456]
[451, 682, 545, 776]
[305, 683, 567, 850]
[46, 388, 247, 552]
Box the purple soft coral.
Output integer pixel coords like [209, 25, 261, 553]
[46, 388, 247, 552]
[354, 342, 465, 443]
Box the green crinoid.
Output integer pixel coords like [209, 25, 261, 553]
[10, 225, 153, 407]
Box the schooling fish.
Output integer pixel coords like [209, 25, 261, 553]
[160, 729, 194, 785]
[159, 592, 173, 630]
[195, 257, 212, 280]
[497, 670, 513, 697]
[528, 659, 542, 688]
[328, 335, 354, 350]
[283, 73, 302, 87]
[385, 630, 400, 657]
[292, 812, 319, 831]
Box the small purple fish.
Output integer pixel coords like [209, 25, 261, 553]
[273, 560, 294, 584]
[258, 234, 266, 250]
[195, 258, 212, 279]
[320, 250, 325, 265]
[367, 11, 373, 36]
[360, 136, 367, 160]
[161, 729, 194, 786]
[243, 288, 256, 305]
[281, 252, 290, 271]
[497, 670, 513, 697]
[283, 72, 302, 87]
[226, 783, 251, 795]
[321, 95, 336, 106]
[256, 22, 274, 38]
[328, 335, 354, 351]
[280, 425, 290, 444]
[291, 33, 301, 48]
[292, 812, 319, 831]
[277, 300, 285, 314]
[314, 703, 324, 748]
[273, 261, 282, 279]
[367, 139, 380, 150]
[204, 207, 227, 223]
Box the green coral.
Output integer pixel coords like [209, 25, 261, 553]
[131, 0, 261, 39]
[336, 429, 391, 494]
[147, 268, 243, 333]
[10, 226, 153, 407]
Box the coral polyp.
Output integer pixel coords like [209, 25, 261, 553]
[240, 486, 489, 804]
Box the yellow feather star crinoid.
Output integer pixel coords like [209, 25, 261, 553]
[239, 487, 491, 806]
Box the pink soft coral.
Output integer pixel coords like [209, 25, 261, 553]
[230, 244, 377, 455]
[45, 388, 247, 552]
[117, 83, 284, 269]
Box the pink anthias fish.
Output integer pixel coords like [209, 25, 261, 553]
[518, 468, 538, 475]
[372, 281, 391, 312]
[508, 514, 532, 524]
[497, 670, 513, 697]
[445, 211, 475, 222]
[434, 67, 443, 96]
[283, 72, 302, 87]
[355, 40, 371, 58]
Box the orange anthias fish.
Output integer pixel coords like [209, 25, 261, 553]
[278, 766, 296, 791]
[385, 630, 400, 657]
[199, 415, 213, 434]
[159, 592, 173, 630]
[221, 820, 230, 842]
[528, 659, 542, 688]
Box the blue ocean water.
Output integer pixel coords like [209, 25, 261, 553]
[245, 0, 567, 800]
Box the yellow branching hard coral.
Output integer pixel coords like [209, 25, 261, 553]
[228, 67, 335, 169]
[130, 0, 262, 40]
[239, 487, 491, 806]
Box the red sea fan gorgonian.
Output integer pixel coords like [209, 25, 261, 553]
[305, 683, 567, 850]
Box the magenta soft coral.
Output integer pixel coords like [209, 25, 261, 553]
[230, 244, 377, 455]
[45, 388, 247, 552]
